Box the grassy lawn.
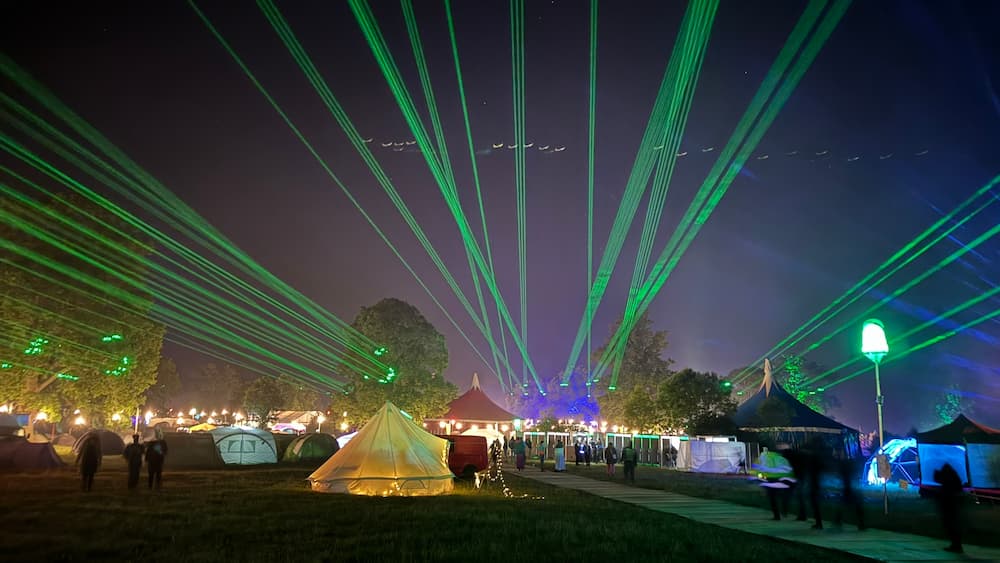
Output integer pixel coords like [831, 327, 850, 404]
[0, 458, 866, 562]
[547, 460, 1000, 547]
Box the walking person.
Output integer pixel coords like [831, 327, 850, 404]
[554, 439, 566, 472]
[575, 441, 583, 466]
[145, 438, 168, 490]
[513, 436, 526, 471]
[621, 441, 638, 484]
[122, 434, 144, 490]
[537, 439, 547, 471]
[76, 435, 101, 492]
[604, 442, 618, 477]
[833, 456, 865, 530]
[584, 442, 592, 467]
[934, 463, 964, 553]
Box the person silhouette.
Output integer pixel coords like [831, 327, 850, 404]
[122, 434, 144, 490]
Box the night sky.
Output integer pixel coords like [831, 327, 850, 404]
[4, 0, 1000, 434]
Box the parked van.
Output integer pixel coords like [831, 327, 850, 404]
[440, 435, 488, 478]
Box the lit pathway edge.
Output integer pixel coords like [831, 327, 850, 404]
[504, 470, 1000, 563]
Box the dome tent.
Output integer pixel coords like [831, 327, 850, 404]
[209, 427, 277, 465]
[283, 433, 339, 463]
[72, 429, 125, 456]
[309, 401, 454, 496]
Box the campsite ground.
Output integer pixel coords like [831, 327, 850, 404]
[550, 460, 1000, 548]
[0, 457, 865, 562]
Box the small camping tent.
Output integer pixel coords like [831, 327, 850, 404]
[72, 429, 125, 456]
[209, 427, 277, 465]
[284, 433, 340, 462]
[161, 432, 225, 469]
[309, 401, 454, 496]
[0, 437, 63, 471]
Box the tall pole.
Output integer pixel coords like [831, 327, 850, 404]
[874, 361, 888, 514]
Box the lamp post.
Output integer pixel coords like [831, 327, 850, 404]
[861, 318, 889, 514]
[316, 414, 326, 433]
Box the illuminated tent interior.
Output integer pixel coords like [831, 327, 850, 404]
[209, 427, 278, 465]
[309, 401, 454, 496]
[916, 414, 1000, 494]
[732, 366, 860, 458]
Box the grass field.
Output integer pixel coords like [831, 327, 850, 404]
[0, 458, 866, 562]
[547, 460, 1000, 547]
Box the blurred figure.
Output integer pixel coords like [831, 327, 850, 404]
[575, 441, 584, 466]
[781, 448, 808, 521]
[604, 442, 618, 477]
[122, 434, 144, 490]
[584, 442, 592, 467]
[621, 441, 638, 484]
[833, 457, 865, 530]
[76, 435, 101, 492]
[933, 463, 964, 554]
[554, 439, 566, 472]
[537, 439, 547, 471]
[513, 437, 526, 471]
[145, 438, 168, 490]
[802, 439, 827, 529]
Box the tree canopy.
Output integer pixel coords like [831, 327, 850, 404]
[657, 368, 737, 435]
[0, 191, 163, 425]
[333, 298, 455, 423]
[593, 314, 673, 430]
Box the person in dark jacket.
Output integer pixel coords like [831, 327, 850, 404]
[145, 439, 168, 490]
[122, 434, 144, 490]
[621, 441, 638, 484]
[934, 463, 964, 553]
[76, 435, 101, 492]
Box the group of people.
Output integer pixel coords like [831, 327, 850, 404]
[75, 433, 168, 492]
[497, 435, 640, 484]
[758, 439, 964, 554]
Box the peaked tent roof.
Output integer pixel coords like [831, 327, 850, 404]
[733, 361, 856, 433]
[435, 374, 517, 422]
[308, 401, 454, 496]
[916, 414, 1000, 444]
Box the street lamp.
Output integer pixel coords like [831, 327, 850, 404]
[861, 318, 889, 514]
[316, 414, 326, 433]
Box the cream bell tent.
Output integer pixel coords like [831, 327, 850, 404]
[308, 401, 454, 496]
[209, 427, 278, 465]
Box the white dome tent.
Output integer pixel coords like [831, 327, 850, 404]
[209, 427, 277, 465]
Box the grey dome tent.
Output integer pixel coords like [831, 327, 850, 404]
[283, 433, 339, 463]
[72, 429, 125, 456]
[733, 360, 860, 458]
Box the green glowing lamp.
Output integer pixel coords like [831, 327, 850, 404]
[722, 380, 732, 389]
[861, 318, 890, 515]
[56, 373, 79, 381]
[513, 418, 522, 431]
[0, 362, 11, 369]
[101, 334, 123, 343]
[861, 318, 888, 363]
[374, 346, 387, 357]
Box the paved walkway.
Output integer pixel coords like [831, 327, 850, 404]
[507, 470, 1000, 563]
